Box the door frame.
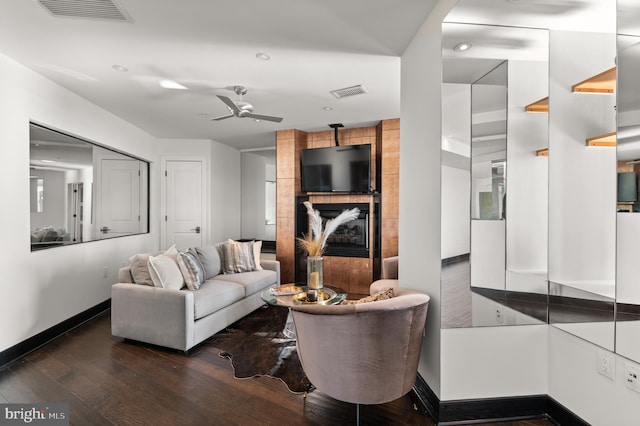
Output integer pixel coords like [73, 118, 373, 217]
[160, 156, 209, 249]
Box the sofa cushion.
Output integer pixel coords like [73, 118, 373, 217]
[129, 251, 163, 286]
[195, 245, 222, 279]
[211, 269, 277, 296]
[177, 249, 205, 290]
[220, 240, 258, 274]
[193, 280, 245, 320]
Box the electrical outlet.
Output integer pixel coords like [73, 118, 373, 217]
[624, 362, 640, 392]
[103, 266, 109, 278]
[597, 349, 615, 380]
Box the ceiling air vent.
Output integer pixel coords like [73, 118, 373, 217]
[35, 0, 133, 22]
[330, 85, 368, 99]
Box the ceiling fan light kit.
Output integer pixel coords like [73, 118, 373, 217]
[211, 85, 283, 123]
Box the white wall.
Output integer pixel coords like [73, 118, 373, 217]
[441, 165, 470, 259]
[210, 142, 241, 243]
[241, 152, 267, 240]
[0, 52, 159, 353]
[549, 327, 640, 426]
[400, 0, 456, 399]
[441, 325, 547, 400]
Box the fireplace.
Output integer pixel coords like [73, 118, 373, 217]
[296, 201, 370, 257]
[294, 198, 380, 285]
[313, 203, 370, 258]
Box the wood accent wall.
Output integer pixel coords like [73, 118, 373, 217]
[276, 120, 399, 293]
[380, 118, 400, 260]
[276, 129, 307, 283]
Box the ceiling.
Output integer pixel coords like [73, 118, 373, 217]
[0, 0, 439, 150]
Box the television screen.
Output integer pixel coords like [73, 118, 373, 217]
[301, 144, 371, 193]
[618, 172, 638, 202]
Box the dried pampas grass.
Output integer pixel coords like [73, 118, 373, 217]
[297, 201, 360, 257]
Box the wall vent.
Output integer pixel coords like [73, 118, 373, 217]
[35, 0, 133, 22]
[330, 84, 368, 99]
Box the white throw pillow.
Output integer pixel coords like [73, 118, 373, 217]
[148, 254, 185, 290]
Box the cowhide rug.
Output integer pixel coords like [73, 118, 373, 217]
[206, 305, 313, 394]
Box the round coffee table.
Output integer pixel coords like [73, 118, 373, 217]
[261, 284, 347, 338]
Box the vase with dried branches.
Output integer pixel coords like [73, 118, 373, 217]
[297, 201, 360, 290]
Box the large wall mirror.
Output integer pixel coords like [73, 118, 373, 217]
[442, 0, 640, 366]
[616, 0, 640, 362]
[441, 18, 549, 328]
[29, 122, 150, 250]
[546, 3, 617, 352]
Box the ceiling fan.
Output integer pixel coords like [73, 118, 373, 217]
[211, 86, 283, 123]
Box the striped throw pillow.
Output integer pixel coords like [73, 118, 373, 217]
[220, 240, 257, 274]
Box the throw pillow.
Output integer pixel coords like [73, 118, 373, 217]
[195, 245, 222, 279]
[252, 240, 263, 270]
[177, 249, 205, 290]
[148, 254, 185, 290]
[339, 288, 395, 305]
[220, 240, 257, 274]
[128, 251, 163, 286]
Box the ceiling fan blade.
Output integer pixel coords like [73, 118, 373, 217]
[245, 113, 283, 123]
[216, 95, 241, 114]
[210, 113, 234, 121]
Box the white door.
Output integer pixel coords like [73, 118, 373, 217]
[99, 159, 141, 239]
[165, 160, 203, 249]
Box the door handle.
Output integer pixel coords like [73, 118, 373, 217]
[191, 226, 201, 234]
[100, 226, 111, 234]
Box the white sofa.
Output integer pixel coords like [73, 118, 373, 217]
[111, 242, 280, 351]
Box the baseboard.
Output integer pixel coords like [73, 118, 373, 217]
[547, 396, 590, 426]
[0, 300, 111, 368]
[411, 373, 587, 425]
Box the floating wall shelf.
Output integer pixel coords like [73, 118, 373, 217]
[586, 131, 616, 147]
[571, 67, 616, 93]
[536, 148, 549, 156]
[525, 97, 549, 112]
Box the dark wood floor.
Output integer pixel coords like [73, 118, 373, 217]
[0, 311, 555, 425]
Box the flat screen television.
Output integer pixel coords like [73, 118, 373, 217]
[301, 144, 371, 193]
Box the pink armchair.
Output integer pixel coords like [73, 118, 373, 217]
[290, 287, 429, 423]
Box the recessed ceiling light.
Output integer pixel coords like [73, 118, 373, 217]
[159, 79, 187, 90]
[41, 159, 56, 163]
[323, 107, 333, 111]
[112, 64, 128, 72]
[256, 52, 271, 61]
[454, 42, 472, 52]
[253, 119, 262, 123]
